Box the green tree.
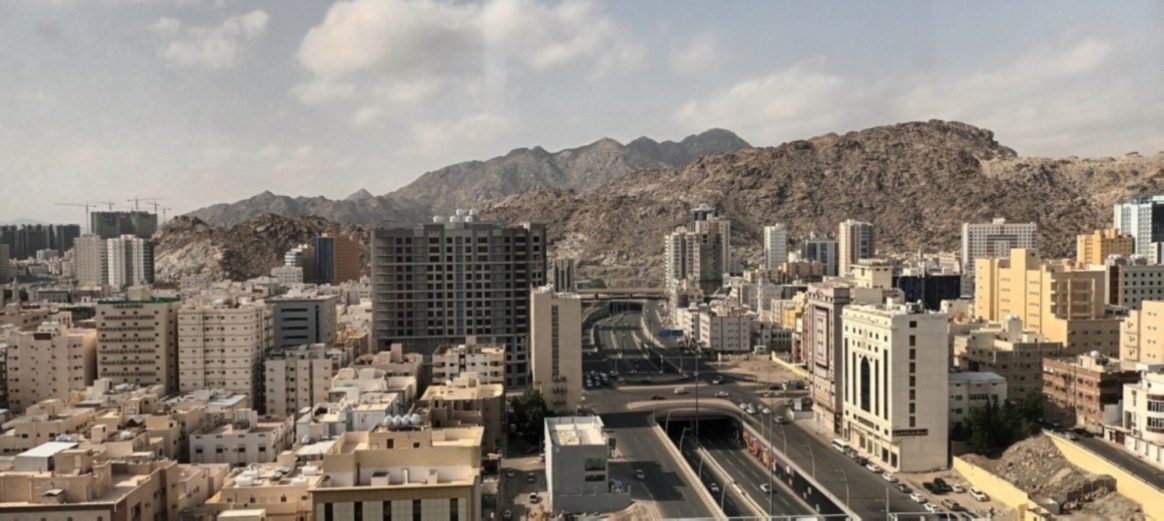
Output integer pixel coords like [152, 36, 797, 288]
[510, 389, 550, 446]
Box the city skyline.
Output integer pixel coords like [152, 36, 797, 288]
[4, 1, 1164, 223]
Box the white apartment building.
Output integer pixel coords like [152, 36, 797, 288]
[106, 234, 154, 288]
[270, 264, 304, 286]
[432, 342, 506, 385]
[178, 300, 273, 399]
[73, 234, 107, 287]
[948, 371, 1008, 430]
[960, 218, 1038, 296]
[1103, 256, 1164, 310]
[3, 321, 97, 412]
[699, 307, 754, 353]
[545, 416, 631, 514]
[763, 224, 789, 271]
[842, 300, 949, 473]
[800, 235, 838, 277]
[838, 219, 875, 276]
[1120, 370, 1164, 469]
[264, 343, 341, 418]
[1114, 195, 1164, 258]
[96, 297, 181, 394]
[531, 287, 583, 414]
[665, 204, 732, 294]
[189, 409, 294, 465]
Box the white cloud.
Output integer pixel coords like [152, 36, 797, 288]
[150, 10, 269, 70]
[669, 32, 720, 75]
[411, 113, 516, 154]
[672, 33, 1164, 157]
[294, 0, 640, 125]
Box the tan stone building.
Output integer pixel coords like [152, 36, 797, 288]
[975, 248, 1121, 355]
[416, 372, 504, 454]
[96, 297, 182, 394]
[1077, 228, 1134, 265]
[432, 342, 506, 385]
[1043, 352, 1141, 433]
[264, 344, 342, 419]
[178, 300, 273, 399]
[309, 425, 483, 521]
[952, 316, 1064, 399]
[1121, 300, 1164, 364]
[351, 343, 423, 378]
[4, 321, 97, 412]
[531, 287, 583, 414]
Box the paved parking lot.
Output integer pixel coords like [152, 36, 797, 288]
[899, 469, 1009, 518]
[498, 454, 548, 520]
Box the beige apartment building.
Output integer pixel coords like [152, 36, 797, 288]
[531, 287, 583, 414]
[838, 219, 875, 276]
[432, 342, 506, 385]
[975, 248, 1121, 355]
[841, 300, 949, 473]
[0, 400, 97, 455]
[0, 444, 181, 521]
[1077, 228, 1135, 265]
[1121, 300, 1164, 364]
[417, 372, 505, 454]
[96, 297, 182, 394]
[1120, 370, 1164, 469]
[189, 409, 295, 466]
[204, 457, 326, 521]
[178, 300, 273, 399]
[351, 343, 423, 378]
[265, 343, 342, 418]
[4, 321, 97, 412]
[309, 425, 483, 521]
[952, 316, 1064, 399]
[1043, 353, 1141, 433]
[1104, 257, 1164, 310]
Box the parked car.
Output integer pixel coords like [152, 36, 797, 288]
[650, 395, 666, 401]
[775, 417, 789, 425]
[761, 407, 772, 415]
[941, 499, 960, 511]
[895, 483, 911, 494]
[714, 391, 730, 398]
[712, 377, 724, 385]
[865, 462, 881, 473]
[635, 469, 645, 480]
[538, 453, 545, 462]
[969, 487, 989, 501]
[934, 478, 950, 489]
[924, 502, 941, 513]
[505, 469, 515, 478]
[760, 483, 772, 494]
[882, 473, 897, 483]
[910, 492, 927, 503]
[527, 473, 536, 483]
[923, 482, 937, 493]
[950, 483, 965, 493]
[502, 509, 513, 519]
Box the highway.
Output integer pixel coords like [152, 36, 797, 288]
[698, 419, 817, 518]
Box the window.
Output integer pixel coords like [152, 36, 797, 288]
[909, 335, 916, 346]
[860, 357, 871, 412]
[413, 499, 422, 521]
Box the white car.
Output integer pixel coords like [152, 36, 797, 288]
[910, 492, 926, 503]
[714, 391, 730, 398]
[881, 473, 897, 483]
[950, 483, 965, 493]
[759, 483, 772, 493]
[969, 487, 989, 501]
[709, 482, 721, 494]
[864, 463, 881, 473]
[635, 469, 645, 480]
[761, 407, 772, 415]
[923, 503, 941, 513]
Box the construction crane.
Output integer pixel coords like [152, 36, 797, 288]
[141, 201, 171, 222]
[55, 202, 94, 233]
[159, 207, 173, 224]
[92, 201, 117, 211]
[128, 196, 163, 211]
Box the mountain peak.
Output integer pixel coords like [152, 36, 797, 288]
[345, 189, 374, 201]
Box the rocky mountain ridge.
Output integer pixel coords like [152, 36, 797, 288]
[184, 129, 750, 227]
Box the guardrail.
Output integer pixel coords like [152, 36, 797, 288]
[695, 446, 769, 519]
[648, 414, 728, 521]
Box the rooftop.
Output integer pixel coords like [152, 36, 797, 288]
[18, 441, 77, 459]
[949, 371, 1006, 383]
[547, 416, 606, 447]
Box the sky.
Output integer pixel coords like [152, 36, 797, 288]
[3, 0, 1163, 223]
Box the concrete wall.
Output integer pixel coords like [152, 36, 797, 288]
[952, 456, 1052, 520]
[1048, 436, 1164, 521]
[769, 351, 810, 380]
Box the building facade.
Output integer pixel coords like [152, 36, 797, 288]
[1104, 257, 1164, 310]
[432, 342, 506, 385]
[1121, 300, 1164, 364]
[952, 316, 1063, 399]
[371, 215, 546, 388]
[96, 297, 181, 394]
[3, 322, 97, 412]
[948, 371, 1008, 430]
[271, 295, 338, 350]
[1077, 229, 1134, 265]
[841, 301, 949, 473]
[178, 301, 273, 400]
[1114, 195, 1164, 258]
[1043, 353, 1141, 433]
[531, 288, 583, 414]
[1120, 370, 1164, 470]
[90, 210, 158, 239]
[763, 224, 789, 271]
[73, 234, 108, 287]
[803, 283, 885, 434]
[800, 236, 838, 277]
[544, 416, 631, 514]
[105, 235, 154, 289]
[553, 257, 576, 292]
[264, 344, 341, 418]
[665, 204, 732, 294]
[837, 219, 874, 276]
[960, 218, 1038, 297]
[313, 234, 363, 284]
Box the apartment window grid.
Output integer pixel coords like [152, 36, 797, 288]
[551, 305, 560, 377]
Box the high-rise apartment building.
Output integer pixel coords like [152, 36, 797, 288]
[952, 316, 1063, 399]
[1104, 256, 1164, 310]
[370, 215, 546, 388]
[313, 234, 362, 284]
[763, 224, 789, 271]
[1121, 300, 1164, 364]
[553, 257, 576, 292]
[665, 204, 732, 294]
[531, 287, 583, 414]
[96, 297, 181, 394]
[838, 220, 874, 276]
[106, 235, 154, 288]
[841, 300, 949, 473]
[177, 301, 272, 400]
[976, 248, 1120, 355]
[264, 343, 341, 418]
[73, 234, 107, 286]
[0, 244, 10, 282]
[432, 342, 506, 385]
[0, 224, 80, 259]
[960, 218, 1038, 296]
[800, 235, 838, 277]
[90, 211, 157, 239]
[4, 321, 97, 412]
[1077, 228, 1134, 265]
[1114, 195, 1164, 257]
[271, 295, 337, 350]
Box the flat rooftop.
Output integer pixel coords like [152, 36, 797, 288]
[949, 371, 1006, 383]
[547, 416, 605, 447]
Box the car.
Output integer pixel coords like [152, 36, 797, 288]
[950, 483, 965, 493]
[712, 377, 724, 385]
[650, 395, 666, 401]
[923, 482, 937, 493]
[865, 462, 881, 473]
[674, 387, 688, 395]
[768, 384, 782, 390]
[934, 478, 950, 489]
[941, 499, 960, 510]
[505, 469, 515, 478]
[969, 487, 989, 501]
[502, 509, 513, 519]
[910, 492, 927, 503]
[759, 483, 772, 494]
[924, 503, 942, 513]
[610, 370, 619, 376]
[714, 391, 730, 398]
[895, 483, 911, 494]
[635, 469, 645, 480]
[529, 492, 540, 503]
[738, 401, 748, 409]
[709, 483, 721, 494]
[775, 417, 789, 425]
[761, 407, 772, 415]
[882, 473, 897, 483]
[527, 473, 536, 483]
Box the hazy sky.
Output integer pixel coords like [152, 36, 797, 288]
[4, 0, 1163, 223]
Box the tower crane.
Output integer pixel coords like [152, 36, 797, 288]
[141, 201, 171, 223]
[128, 196, 163, 212]
[92, 201, 117, 211]
[55, 202, 94, 234]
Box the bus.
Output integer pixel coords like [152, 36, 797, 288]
[831, 438, 850, 452]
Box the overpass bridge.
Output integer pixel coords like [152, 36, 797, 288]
[576, 288, 666, 299]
